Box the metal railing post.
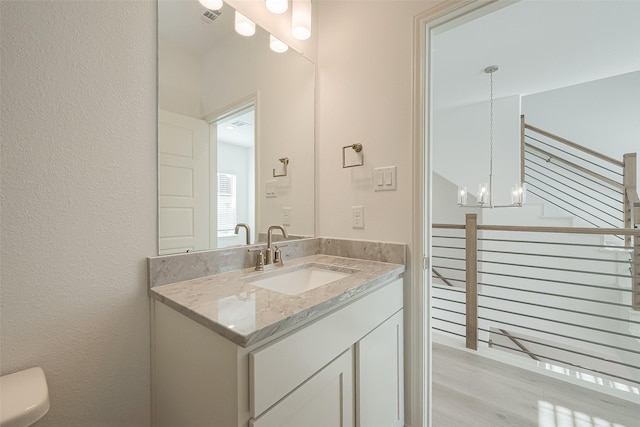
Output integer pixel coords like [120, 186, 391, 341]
[465, 213, 478, 350]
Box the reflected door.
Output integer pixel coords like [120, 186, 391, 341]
[158, 110, 211, 254]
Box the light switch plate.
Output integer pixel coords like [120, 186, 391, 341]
[352, 206, 364, 229]
[374, 166, 397, 191]
[283, 207, 291, 226]
[266, 180, 277, 198]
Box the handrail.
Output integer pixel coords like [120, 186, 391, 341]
[498, 329, 540, 361]
[524, 122, 623, 167]
[434, 223, 640, 236]
[432, 267, 455, 287]
[525, 143, 624, 190]
[521, 115, 637, 235]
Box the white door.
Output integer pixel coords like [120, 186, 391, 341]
[250, 349, 355, 427]
[158, 110, 210, 254]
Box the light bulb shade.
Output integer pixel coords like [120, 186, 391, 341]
[477, 183, 489, 205]
[266, 0, 288, 14]
[235, 11, 256, 37]
[199, 0, 223, 10]
[270, 34, 289, 53]
[292, 0, 311, 40]
[457, 187, 468, 206]
[511, 183, 527, 205]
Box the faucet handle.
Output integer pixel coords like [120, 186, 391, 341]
[248, 249, 265, 271]
[273, 245, 288, 265]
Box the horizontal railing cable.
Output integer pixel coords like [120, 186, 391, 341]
[478, 248, 631, 265]
[477, 316, 640, 355]
[480, 328, 640, 372]
[525, 156, 624, 201]
[524, 144, 624, 190]
[480, 259, 634, 280]
[478, 270, 634, 294]
[478, 339, 639, 386]
[526, 167, 623, 215]
[479, 293, 640, 325]
[479, 305, 639, 340]
[433, 328, 465, 338]
[527, 184, 621, 228]
[479, 281, 630, 308]
[524, 135, 623, 177]
[523, 123, 624, 167]
[478, 237, 633, 251]
[525, 149, 623, 193]
[527, 188, 617, 230]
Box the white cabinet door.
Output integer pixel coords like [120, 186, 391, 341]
[357, 310, 404, 427]
[251, 349, 354, 427]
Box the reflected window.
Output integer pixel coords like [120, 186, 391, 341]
[217, 172, 237, 237]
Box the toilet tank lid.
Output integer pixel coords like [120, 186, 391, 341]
[0, 367, 50, 427]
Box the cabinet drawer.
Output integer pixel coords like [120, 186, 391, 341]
[250, 349, 354, 427]
[250, 277, 403, 417]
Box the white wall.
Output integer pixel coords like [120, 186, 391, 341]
[523, 71, 640, 190]
[315, 0, 438, 244]
[158, 39, 203, 118]
[433, 95, 522, 207]
[0, 1, 156, 426]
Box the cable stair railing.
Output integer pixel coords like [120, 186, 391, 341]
[521, 114, 639, 244]
[431, 116, 640, 392]
[431, 214, 640, 392]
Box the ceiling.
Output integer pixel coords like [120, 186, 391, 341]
[432, 0, 640, 111]
[158, 0, 235, 56]
[160, 0, 640, 111]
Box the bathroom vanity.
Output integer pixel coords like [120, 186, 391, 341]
[149, 239, 405, 427]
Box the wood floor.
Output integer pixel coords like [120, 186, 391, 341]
[432, 343, 640, 427]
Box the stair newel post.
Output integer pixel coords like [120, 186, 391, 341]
[623, 153, 637, 247]
[465, 213, 478, 350]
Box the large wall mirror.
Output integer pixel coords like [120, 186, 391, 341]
[157, 0, 315, 255]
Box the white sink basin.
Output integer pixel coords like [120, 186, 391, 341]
[245, 263, 358, 295]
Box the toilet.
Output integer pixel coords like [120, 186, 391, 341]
[0, 367, 49, 427]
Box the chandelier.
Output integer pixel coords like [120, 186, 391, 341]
[458, 65, 526, 208]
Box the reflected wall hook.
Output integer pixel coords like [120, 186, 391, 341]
[342, 143, 364, 168]
[273, 157, 289, 177]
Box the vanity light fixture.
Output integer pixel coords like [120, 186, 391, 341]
[266, 0, 288, 14]
[199, 0, 223, 11]
[291, 0, 311, 40]
[269, 35, 289, 53]
[458, 65, 526, 208]
[235, 11, 256, 37]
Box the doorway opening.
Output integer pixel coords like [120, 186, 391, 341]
[214, 104, 256, 248]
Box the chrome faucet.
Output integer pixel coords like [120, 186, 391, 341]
[265, 225, 288, 264]
[234, 223, 251, 245]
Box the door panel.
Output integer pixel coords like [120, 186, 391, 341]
[158, 109, 210, 254]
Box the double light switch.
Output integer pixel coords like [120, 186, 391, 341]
[374, 166, 397, 191]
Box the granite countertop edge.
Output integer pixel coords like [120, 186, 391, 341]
[149, 256, 405, 348]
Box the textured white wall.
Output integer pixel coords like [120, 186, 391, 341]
[0, 1, 156, 426]
[315, 0, 438, 244]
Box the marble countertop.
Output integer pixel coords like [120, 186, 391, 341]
[149, 254, 405, 347]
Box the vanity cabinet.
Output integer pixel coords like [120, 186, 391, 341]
[151, 277, 403, 427]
